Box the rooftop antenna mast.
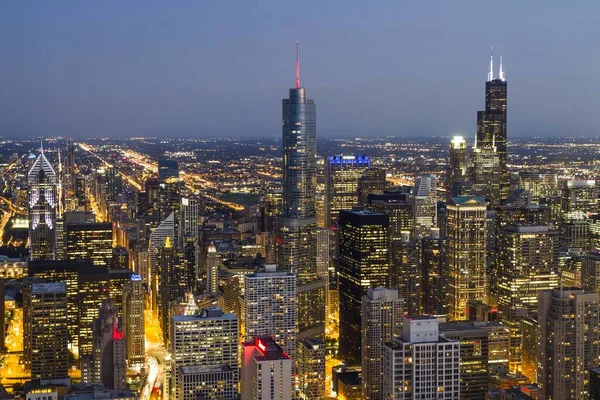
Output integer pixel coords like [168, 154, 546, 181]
[488, 46, 494, 81]
[296, 41, 300, 89]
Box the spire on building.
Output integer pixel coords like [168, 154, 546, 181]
[499, 48, 505, 81]
[296, 41, 300, 89]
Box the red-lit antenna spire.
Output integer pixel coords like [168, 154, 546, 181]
[296, 41, 300, 89]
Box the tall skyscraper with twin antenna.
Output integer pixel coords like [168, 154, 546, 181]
[275, 42, 325, 338]
[472, 48, 508, 207]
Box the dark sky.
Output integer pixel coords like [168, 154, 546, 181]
[1, 1, 599, 139]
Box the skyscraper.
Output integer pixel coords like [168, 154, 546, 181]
[179, 196, 199, 244]
[537, 288, 600, 399]
[27, 282, 68, 380]
[241, 336, 293, 400]
[325, 155, 370, 229]
[410, 175, 437, 240]
[242, 264, 296, 357]
[123, 273, 145, 368]
[447, 136, 468, 196]
[421, 228, 448, 316]
[473, 49, 508, 206]
[91, 298, 126, 390]
[65, 222, 113, 266]
[358, 168, 387, 206]
[296, 337, 326, 400]
[496, 224, 559, 373]
[170, 307, 239, 399]
[275, 43, 325, 338]
[28, 147, 58, 260]
[361, 287, 403, 400]
[447, 196, 487, 320]
[205, 242, 220, 294]
[159, 236, 186, 344]
[382, 316, 461, 399]
[338, 207, 390, 365]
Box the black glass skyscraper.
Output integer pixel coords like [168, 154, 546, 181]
[275, 43, 325, 337]
[473, 50, 508, 206]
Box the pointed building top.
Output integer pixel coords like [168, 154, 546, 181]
[499, 47, 505, 81]
[488, 46, 494, 82]
[295, 41, 300, 89]
[40, 139, 44, 154]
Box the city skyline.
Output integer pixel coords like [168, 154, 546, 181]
[1, 2, 600, 138]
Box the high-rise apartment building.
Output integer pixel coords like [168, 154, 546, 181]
[518, 172, 559, 203]
[91, 298, 126, 390]
[106, 166, 122, 203]
[496, 224, 559, 373]
[241, 336, 293, 400]
[447, 196, 487, 320]
[28, 148, 58, 260]
[27, 282, 68, 380]
[296, 337, 325, 400]
[325, 155, 370, 229]
[242, 264, 296, 357]
[562, 179, 598, 216]
[275, 43, 325, 339]
[176, 365, 238, 400]
[537, 288, 600, 399]
[338, 207, 389, 365]
[170, 307, 239, 399]
[382, 316, 461, 399]
[361, 287, 403, 400]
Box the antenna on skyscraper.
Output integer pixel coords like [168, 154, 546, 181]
[296, 41, 300, 89]
[499, 47, 505, 81]
[40, 139, 44, 154]
[488, 46, 494, 82]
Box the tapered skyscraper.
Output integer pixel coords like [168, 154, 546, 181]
[28, 145, 58, 260]
[276, 42, 325, 337]
[473, 48, 508, 207]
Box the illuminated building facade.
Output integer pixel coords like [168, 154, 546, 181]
[176, 365, 238, 400]
[296, 337, 325, 400]
[496, 224, 558, 373]
[390, 233, 420, 315]
[410, 175, 437, 240]
[421, 228, 448, 315]
[361, 287, 403, 400]
[447, 196, 487, 320]
[28, 282, 68, 380]
[28, 148, 58, 260]
[538, 288, 600, 399]
[325, 155, 370, 229]
[91, 298, 126, 390]
[368, 192, 413, 241]
[338, 208, 389, 365]
[123, 273, 145, 367]
[382, 316, 461, 399]
[206, 242, 220, 294]
[242, 264, 296, 357]
[447, 136, 468, 197]
[275, 44, 325, 339]
[170, 307, 238, 399]
[358, 167, 387, 206]
[78, 266, 110, 359]
[474, 50, 508, 206]
[241, 336, 293, 400]
[518, 172, 559, 203]
[65, 222, 113, 266]
[159, 237, 186, 344]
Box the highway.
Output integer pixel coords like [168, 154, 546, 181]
[142, 309, 167, 400]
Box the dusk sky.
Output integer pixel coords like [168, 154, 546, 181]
[1, 1, 599, 139]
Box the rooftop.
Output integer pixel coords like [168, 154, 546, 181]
[32, 281, 67, 294]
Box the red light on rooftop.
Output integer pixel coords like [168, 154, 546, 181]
[256, 338, 267, 353]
